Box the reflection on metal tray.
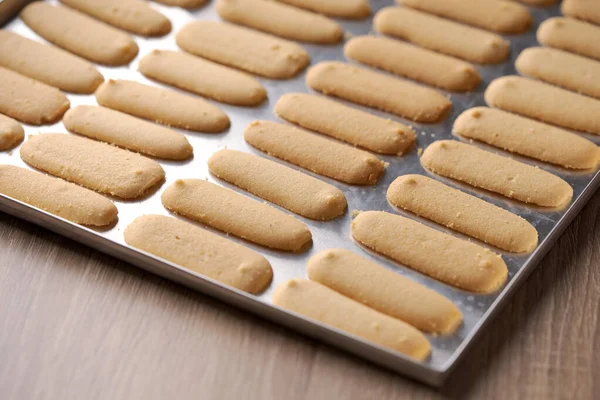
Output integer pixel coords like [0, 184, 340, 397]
[1, 0, 597, 387]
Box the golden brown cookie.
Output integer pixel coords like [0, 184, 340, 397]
[274, 0, 371, 19]
[562, 0, 600, 26]
[0, 114, 24, 151]
[538, 17, 600, 62]
[152, 0, 208, 8]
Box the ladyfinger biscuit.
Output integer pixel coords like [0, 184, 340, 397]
[306, 62, 452, 123]
[485, 76, 600, 135]
[216, 0, 343, 44]
[374, 7, 509, 65]
[124, 215, 272, 294]
[0, 31, 103, 94]
[21, 2, 138, 66]
[0, 165, 117, 226]
[244, 120, 385, 185]
[0, 114, 24, 151]
[63, 106, 193, 160]
[454, 107, 599, 170]
[562, 0, 600, 26]
[208, 149, 347, 220]
[345, 36, 480, 92]
[399, 0, 531, 34]
[352, 211, 508, 293]
[273, 279, 431, 360]
[275, 93, 416, 155]
[387, 175, 539, 253]
[95, 80, 229, 133]
[138, 50, 266, 106]
[176, 21, 310, 79]
[20, 134, 164, 199]
[0, 67, 69, 125]
[162, 179, 312, 252]
[538, 18, 600, 62]
[516, 47, 600, 100]
[275, 0, 371, 19]
[421, 140, 573, 208]
[152, 0, 207, 8]
[307, 249, 463, 334]
[518, 0, 555, 5]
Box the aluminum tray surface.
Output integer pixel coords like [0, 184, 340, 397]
[1, 0, 597, 387]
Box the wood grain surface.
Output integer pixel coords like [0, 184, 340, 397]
[1, 192, 599, 400]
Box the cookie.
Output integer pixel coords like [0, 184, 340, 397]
[352, 211, 508, 293]
[138, 50, 267, 106]
[58, 0, 171, 37]
[274, 0, 371, 19]
[0, 67, 69, 125]
[152, 0, 208, 8]
[208, 149, 347, 221]
[345, 36, 481, 92]
[307, 249, 463, 334]
[216, 0, 343, 44]
[306, 61, 452, 123]
[0, 114, 24, 151]
[516, 47, 600, 100]
[485, 76, 600, 135]
[275, 93, 416, 155]
[162, 179, 312, 252]
[0, 31, 103, 94]
[518, 0, 555, 5]
[454, 107, 599, 170]
[387, 174, 539, 253]
[0, 165, 118, 226]
[21, 2, 138, 66]
[538, 17, 600, 62]
[374, 7, 509, 65]
[421, 140, 573, 208]
[63, 106, 193, 160]
[562, 0, 600, 26]
[244, 120, 385, 185]
[398, 0, 531, 34]
[176, 21, 310, 79]
[124, 215, 273, 294]
[272, 279, 431, 360]
[20, 134, 165, 199]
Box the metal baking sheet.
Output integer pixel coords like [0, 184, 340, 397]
[1, 0, 597, 387]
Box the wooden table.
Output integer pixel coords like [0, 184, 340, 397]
[1, 193, 599, 400]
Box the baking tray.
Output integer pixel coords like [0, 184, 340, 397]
[1, 0, 597, 387]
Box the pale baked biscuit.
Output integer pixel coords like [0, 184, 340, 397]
[398, 0, 531, 34]
[95, 79, 229, 133]
[0, 67, 69, 125]
[518, 0, 555, 5]
[454, 107, 599, 170]
[421, 140, 573, 208]
[485, 76, 600, 135]
[162, 179, 312, 252]
[176, 21, 310, 79]
[0, 31, 103, 94]
[139, 50, 267, 106]
[306, 62, 452, 123]
[352, 211, 508, 293]
[387, 175, 539, 253]
[216, 0, 343, 44]
[516, 47, 600, 100]
[275, 0, 371, 19]
[63, 106, 193, 160]
[124, 215, 273, 294]
[272, 279, 431, 360]
[0, 165, 118, 226]
[374, 7, 509, 65]
[275, 93, 416, 155]
[345, 36, 480, 92]
[20, 134, 165, 199]
[152, 0, 208, 8]
[208, 149, 347, 221]
[59, 0, 171, 37]
[21, 2, 138, 66]
[244, 120, 385, 185]
[307, 249, 463, 334]
[562, 0, 600, 26]
[0, 114, 24, 151]
[538, 18, 600, 62]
